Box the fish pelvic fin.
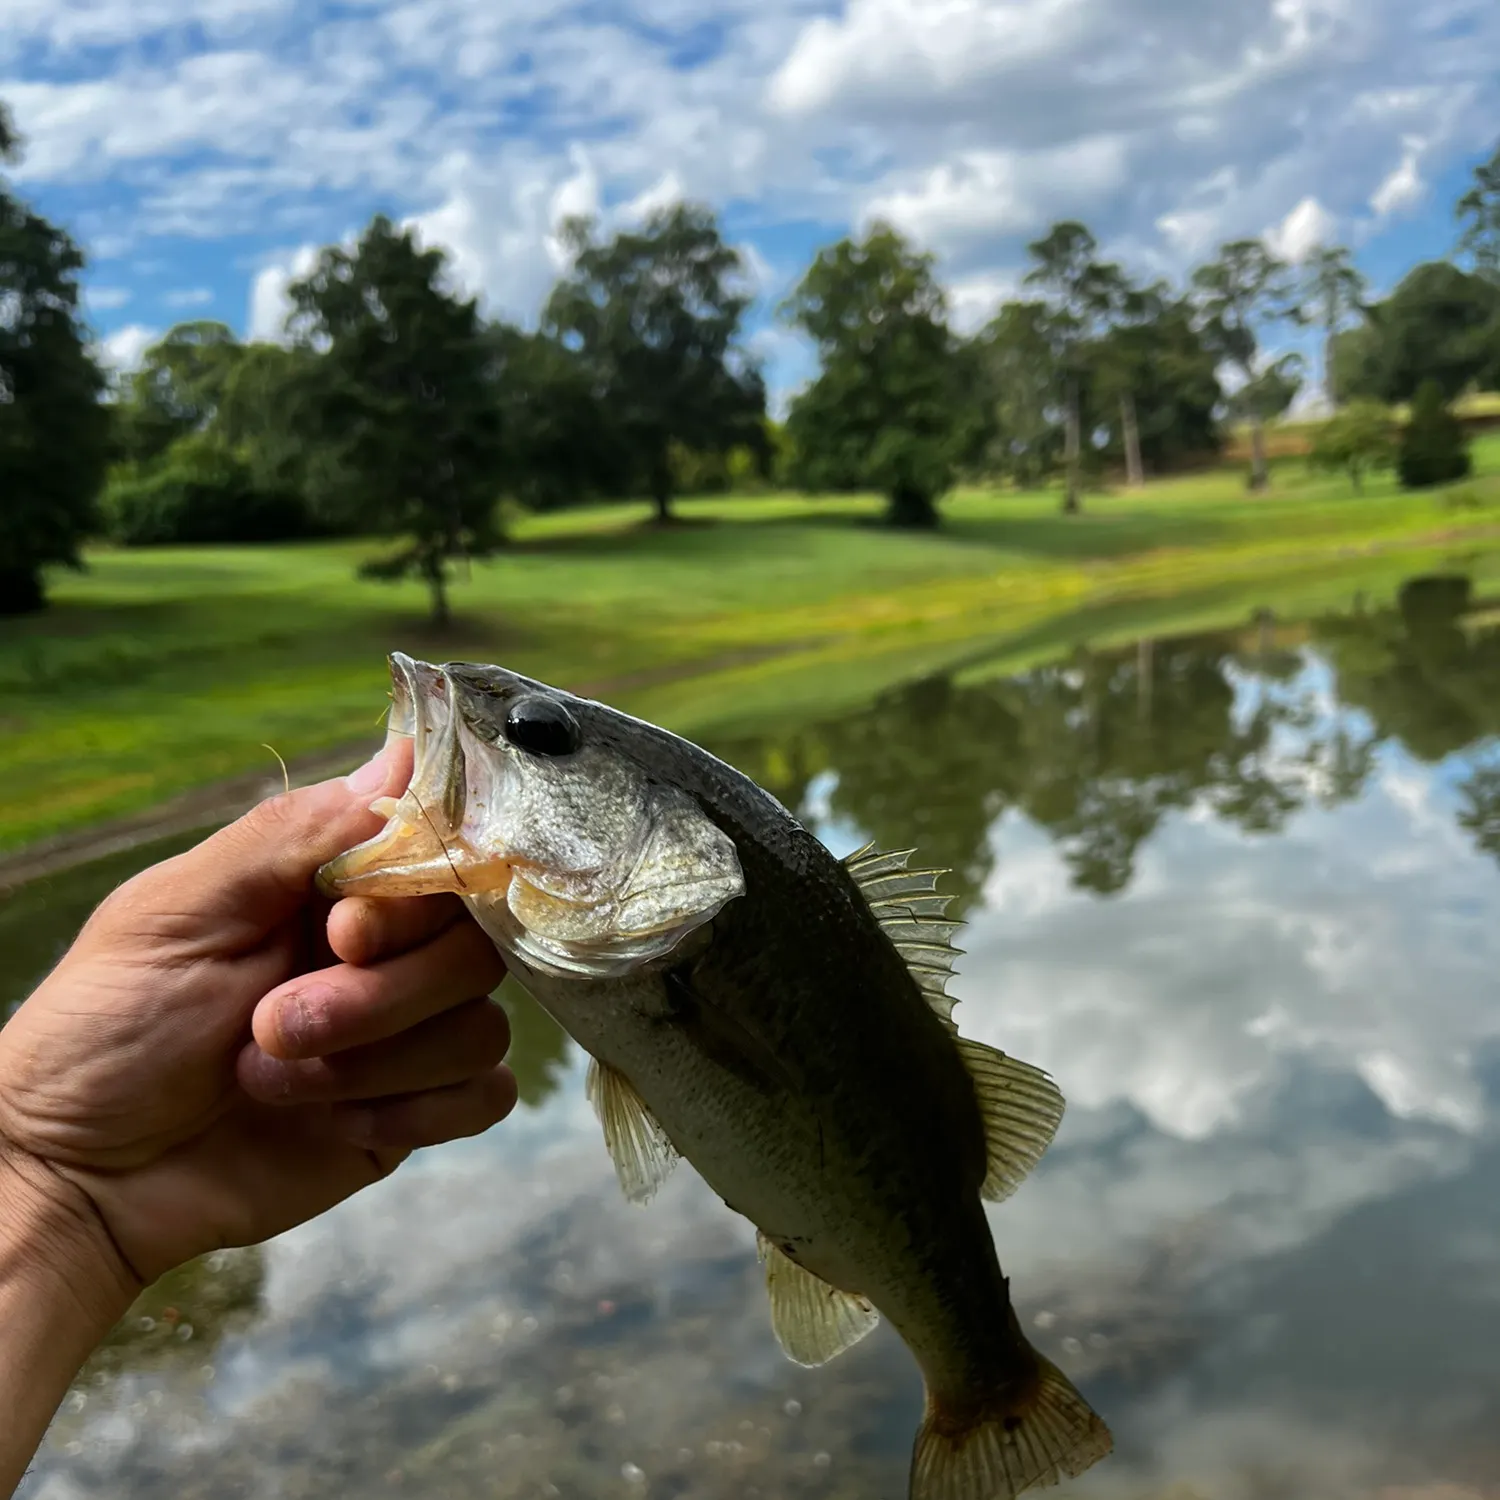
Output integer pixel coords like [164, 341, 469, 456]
[586, 1057, 679, 1205]
[756, 1232, 879, 1367]
[954, 1039, 1065, 1204]
[910, 1356, 1112, 1500]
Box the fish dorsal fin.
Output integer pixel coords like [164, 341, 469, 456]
[844, 841, 1065, 1202]
[585, 1057, 679, 1205]
[843, 841, 963, 1032]
[955, 1038, 1066, 1203]
[756, 1232, 879, 1367]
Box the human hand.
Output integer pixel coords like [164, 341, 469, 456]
[0, 740, 515, 1305]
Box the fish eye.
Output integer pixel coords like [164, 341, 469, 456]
[503, 695, 581, 757]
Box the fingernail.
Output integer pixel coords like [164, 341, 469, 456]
[276, 991, 316, 1054]
[346, 749, 391, 796]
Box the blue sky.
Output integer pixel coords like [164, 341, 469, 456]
[4, 0, 1498, 407]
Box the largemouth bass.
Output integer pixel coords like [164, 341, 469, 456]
[318, 652, 1112, 1500]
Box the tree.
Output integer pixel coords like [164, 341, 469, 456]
[1397, 379, 1472, 490]
[1089, 280, 1222, 485]
[113, 320, 241, 466]
[1091, 280, 1158, 487]
[1191, 239, 1294, 491]
[1292, 245, 1367, 407]
[971, 300, 1064, 488]
[781, 225, 977, 528]
[484, 324, 627, 512]
[1456, 139, 1500, 278]
[0, 102, 111, 614]
[1023, 221, 1122, 513]
[1106, 293, 1223, 474]
[1308, 399, 1396, 494]
[1227, 352, 1303, 434]
[285, 215, 505, 628]
[1333, 261, 1500, 403]
[543, 203, 764, 524]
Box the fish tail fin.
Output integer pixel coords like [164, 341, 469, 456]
[909, 1355, 1112, 1500]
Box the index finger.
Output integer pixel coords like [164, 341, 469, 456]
[327, 892, 467, 967]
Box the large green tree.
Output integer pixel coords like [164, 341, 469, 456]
[484, 324, 627, 512]
[285, 214, 505, 627]
[113, 320, 241, 466]
[1191, 239, 1295, 491]
[1456, 139, 1500, 278]
[543, 203, 764, 524]
[0, 103, 111, 614]
[1023, 221, 1123, 513]
[1332, 261, 1500, 403]
[1105, 291, 1223, 475]
[782, 225, 977, 528]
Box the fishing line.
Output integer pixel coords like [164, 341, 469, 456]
[406, 783, 469, 891]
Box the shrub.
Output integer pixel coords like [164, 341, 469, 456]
[1397, 380, 1472, 490]
[101, 434, 309, 545]
[1308, 399, 1396, 494]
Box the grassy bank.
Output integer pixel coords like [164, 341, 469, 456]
[5, 443, 1500, 855]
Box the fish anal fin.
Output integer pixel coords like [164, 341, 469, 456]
[585, 1057, 678, 1205]
[911, 1356, 1112, 1500]
[756, 1232, 879, 1368]
[955, 1038, 1065, 1203]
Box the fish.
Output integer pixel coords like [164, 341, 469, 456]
[317, 652, 1113, 1500]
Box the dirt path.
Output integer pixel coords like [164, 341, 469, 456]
[0, 739, 375, 891]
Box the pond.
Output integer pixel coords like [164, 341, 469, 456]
[7, 567, 1500, 1499]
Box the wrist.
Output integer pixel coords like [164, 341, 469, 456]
[0, 1144, 140, 1340]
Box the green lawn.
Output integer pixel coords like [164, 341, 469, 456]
[5, 441, 1500, 856]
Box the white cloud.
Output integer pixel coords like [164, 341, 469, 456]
[619, 170, 688, 225]
[162, 286, 214, 308]
[861, 135, 1131, 264]
[85, 285, 133, 309]
[246, 243, 318, 341]
[1266, 195, 1337, 262]
[96, 321, 158, 372]
[1370, 141, 1426, 217]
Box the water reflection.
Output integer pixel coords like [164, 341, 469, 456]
[11, 568, 1500, 1498]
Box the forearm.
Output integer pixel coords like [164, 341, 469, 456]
[0, 1154, 136, 1498]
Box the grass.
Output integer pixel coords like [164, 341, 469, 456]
[5, 437, 1500, 856]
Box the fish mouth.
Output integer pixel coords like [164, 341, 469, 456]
[316, 652, 513, 900]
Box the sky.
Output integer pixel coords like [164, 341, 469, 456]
[4, 0, 1499, 407]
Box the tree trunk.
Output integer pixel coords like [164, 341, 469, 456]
[888, 483, 938, 529]
[1120, 390, 1144, 488]
[0, 566, 46, 616]
[1324, 327, 1339, 409]
[1248, 414, 1269, 492]
[1062, 374, 1082, 515]
[424, 553, 451, 630]
[1351, 463, 1363, 495]
[651, 459, 675, 525]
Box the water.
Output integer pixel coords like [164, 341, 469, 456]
[9, 569, 1500, 1498]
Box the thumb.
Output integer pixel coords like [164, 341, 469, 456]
[157, 738, 415, 926]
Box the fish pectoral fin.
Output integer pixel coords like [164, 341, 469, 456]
[585, 1058, 679, 1205]
[756, 1232, 879, 1368]
[911, 1356, 1112, 1500]
[955, 1038, 1065, 1204]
